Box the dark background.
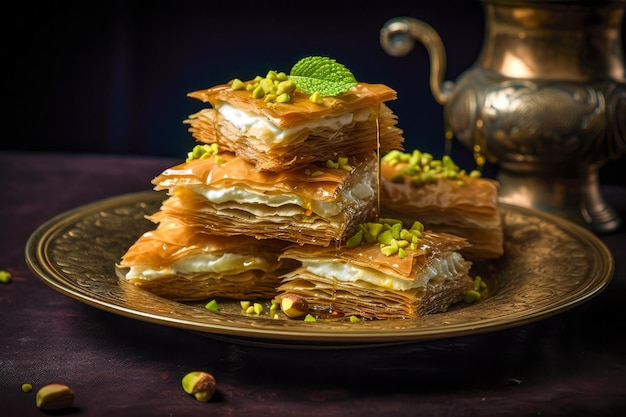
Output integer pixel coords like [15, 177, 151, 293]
[2, 0, 624, 183]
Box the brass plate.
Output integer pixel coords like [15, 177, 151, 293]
[25, 191, 614, 348]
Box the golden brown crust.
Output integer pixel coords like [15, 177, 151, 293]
[279, 231, 471, 280]
[153, 149, 353, 201]
[185, 82, 404, 172]
[380, 162, 504, 260]
[186, 104, 403, 172]
[150, 151, 380, 246]
[275, 231, 474, 319]
[187, 82, 398, 128]
[276, 269, 473, 319]
[118, 220, 292, 301]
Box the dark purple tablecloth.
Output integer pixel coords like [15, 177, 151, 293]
[1, 151, 625, 416]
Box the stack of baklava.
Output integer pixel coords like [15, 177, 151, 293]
[118, 57, 485, 320]
[118, 62, 404, 304]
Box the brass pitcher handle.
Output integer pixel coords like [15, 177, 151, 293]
[380, 17, 452, 105]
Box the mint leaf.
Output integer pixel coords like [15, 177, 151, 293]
[289, 56, 357, 96]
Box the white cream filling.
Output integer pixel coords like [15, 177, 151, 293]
[189, 181, 375, 218]
[302, 252, 467, 291]
[216, 102, 371, 145]
[125, 253, 271, 281]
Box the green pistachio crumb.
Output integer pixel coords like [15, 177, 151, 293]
[309, 91, 323, 104]
[383, 149, 482, 186]
[252, 85, 265, 99]
[276, 93, 291, 103]
[346, 230, 363, 248]
[465, 276, 489, 303]
[253, 303, 263, 314]
[186, 143, 220, 162]
[0, 270, 11, 284]
[205, 299, 219, 311]
[21, 383, 32, 393]
[464, 290, 481, 303]
[269, 303, 279, 316]
[380, 244, 399, 256]
[345, 218, 424, 258]
[304, 314, 317, 322]
[230, 78, 245, 90]
[349, 315, 361, 323]
[240, 300, 251, 310]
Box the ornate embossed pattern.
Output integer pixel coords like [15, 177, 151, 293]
[25, 191, 614, 346]
[447, 73, 626, 166]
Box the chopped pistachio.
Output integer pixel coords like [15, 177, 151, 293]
[325, 156, 353, 171]
[21, 383, 32, 393]
[205, 299, 218, 311]
[396, 239, 410, 248]
[465, 276, 488, 303]
[276, 93, 291, 103]
[186, 143, 220, 162]
[349, 315, 361, 323]
[345, 218, 423, 258]
[230, 78, 245, 90]
[383, 149, 481, 186]
[303, 314, 317, 322]
[464, 290, 481, 303]
[309, 91, 323, 104]
[346, 230, 363, 248]
[0, 270, 11, 284]
[380, 244, 399, 256]
[240, 300, 251, 310]
[252, 85, 265, 99]
[377, 230, 395, 245]
[276, 80, 296, 95]
[253, 302, 263, 314]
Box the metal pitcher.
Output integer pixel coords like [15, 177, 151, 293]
[381, 0, 626, 234]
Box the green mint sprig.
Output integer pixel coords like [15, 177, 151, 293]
[289, 56, 357, 97]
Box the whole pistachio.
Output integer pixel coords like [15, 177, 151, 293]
[182, 371, 216, 402]
[280, 294, 309, 318]
[36, 383, 74, 410]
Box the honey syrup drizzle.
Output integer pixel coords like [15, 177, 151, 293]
[444, 116, 486, 173]
[472, 118, 487, 172]
[375, 111, 381, 221]
[320, 108, 382, 320]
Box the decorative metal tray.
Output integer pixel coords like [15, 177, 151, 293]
[25, 191, 614, 348]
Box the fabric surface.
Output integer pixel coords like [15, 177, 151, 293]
[1, 151, 625, 416]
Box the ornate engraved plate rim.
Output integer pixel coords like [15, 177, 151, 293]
[25, 191, 614, 347]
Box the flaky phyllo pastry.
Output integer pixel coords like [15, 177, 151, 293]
[150, 145, 379, 247]
[185, 82, 404, 171]
[275, 220, 474, 320]
[380, 150, 504, 260]
[118, 219, 294, 301]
